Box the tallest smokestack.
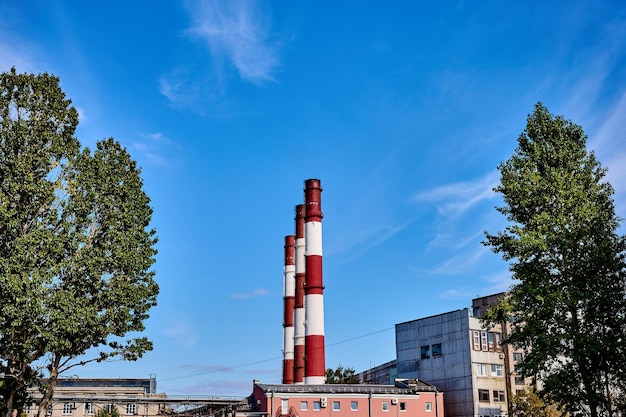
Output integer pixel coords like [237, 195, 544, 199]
[304, 179, 325, 384]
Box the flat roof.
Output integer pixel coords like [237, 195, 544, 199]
[256, 382, 438, 394]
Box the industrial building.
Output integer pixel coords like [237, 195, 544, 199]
[354, 293, 528, 417]
[24, 378, 242, 417]
[356, 361, 397, 386]
[240, 379, 443, 417]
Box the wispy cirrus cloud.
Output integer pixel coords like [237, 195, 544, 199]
[186, 0, 281, 85]
[438, 271, 512, 301]
[412, 172, 502, 276]
[0, 22, 37, 74]
[163, 320, 198, 348]
[133, 132, 181, 167]
[413, 171, 499, 221]
[590, 91, 626, 199]
[159, 1, 282, 112]
[230, 288, 271, 299]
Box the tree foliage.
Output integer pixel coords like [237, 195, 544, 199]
[0, 69, 158, 417]
[95, 406, 120, 417]
[484, 103, 626, 417]
[510, 388, 568, 417]
[325, 365, 359, 384]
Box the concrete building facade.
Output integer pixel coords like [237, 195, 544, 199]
[356, 361, 397, 386]
[23, 378, 242, 417]
[25, 378, 167, 417]
[395, 308, 511, 417]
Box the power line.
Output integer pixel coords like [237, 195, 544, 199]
[159, 327, 394, 382]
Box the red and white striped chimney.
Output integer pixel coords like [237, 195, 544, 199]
[293, 204, 306, 384]
[282, 235, 296, 384]
[304, 179, 325, 384]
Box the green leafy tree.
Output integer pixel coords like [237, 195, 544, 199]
[484, 103, 626, 417]
[510, 388, 568, 417]
[95, 406, 120, 417]
[0, 69, 158, 417]
[325, 365, 359, 384]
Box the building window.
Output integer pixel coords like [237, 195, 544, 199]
[351, 401, 358, 411]
[493, 391, 506, 402]
[478, 389, 490, 402]
[104, 405, 114, 413]
[491, 364, 504, 377]
[62, 403, 73, 415]
[85, 403, 94, 415]
[126, 404, 137, 415]
[473, 331, 480, 350]
[487, 332, 495, 351]
[313, 401, 320, 411]
[425, 402, 432, 412]
[476, 363, 488, 376]
[333, 402, 340, 411]
[382, 402, 390, 412]
[481, 331, 488, 351]
[420, 345, 430, 359]
[399, 402, 406, 412]
[282, 399, 289, 412]
[300, 401, 308, 411]
[515, 376, 525, 385]
[495, 332, 502, 352]
[513, 352, 523, 361]
[432, 343, 442, 356]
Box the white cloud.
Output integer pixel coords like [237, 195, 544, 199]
[163, 321, 198, 348]
[133, 132, 180, 167]
[186, 0, 280, 85]
[230, 287, 271, 299]
[590, 91, 626, 195]
[0, 29, 37, 74]
[480, 271, 514, 295]
[414, 171, 499, 220]
[429, 245, 490, 275]
[438, 270, 513, 301]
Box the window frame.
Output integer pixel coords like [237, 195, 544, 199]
[399, 402, 406, 412]
[313, 401, 320, 411]
[493, 390, 506, 402]
[420, 345, 430, 359]
[481, 331, 488, 351]
[333, 401, 340, 411]
[476, 363, 488, 376]
[382, 402, 390, 412]
[62, 403, 73, 415]
[473, 331, 480, 350]
[478, 389, 490, 402]
[432, 343, 442, 357]
[491, 364, 504, 377]
[84, 403, 94, 415]
[126, 404, 137, 415]
[300, 401, 308, 411]
[425, 402, 432, 412]
[350, 401, 358, 411]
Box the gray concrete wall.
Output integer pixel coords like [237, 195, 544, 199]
[396, 309, 475, 417]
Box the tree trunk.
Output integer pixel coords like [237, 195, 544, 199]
[3, 388, 15, 417]
[36, 355, 61, 417]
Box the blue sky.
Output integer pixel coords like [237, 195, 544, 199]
[2, 0, 626, 397]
